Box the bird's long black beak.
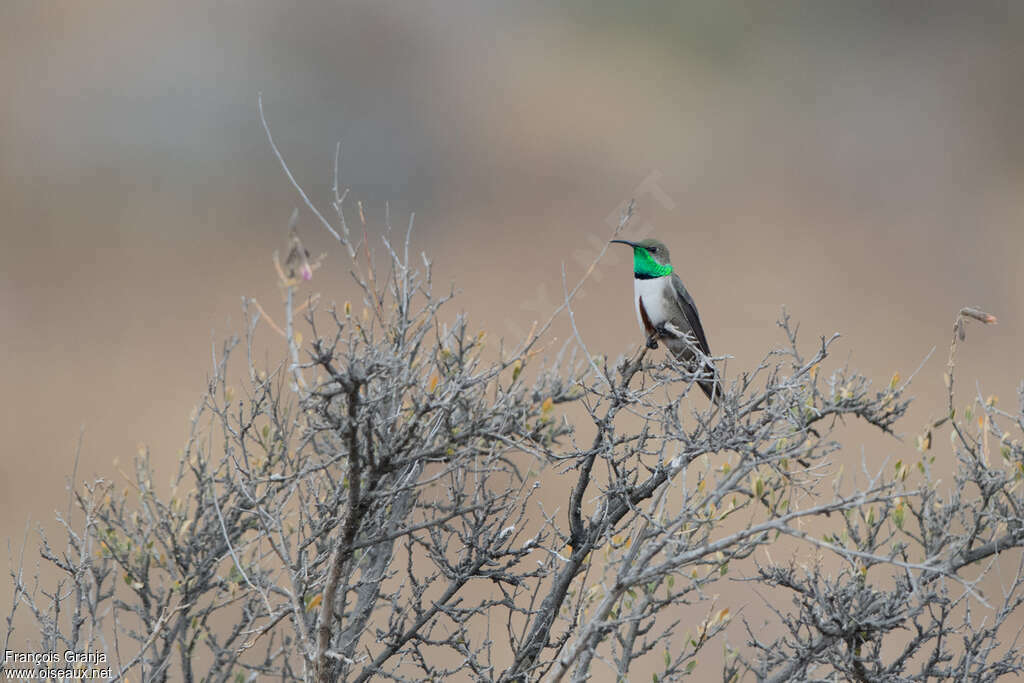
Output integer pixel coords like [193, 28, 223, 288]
[609, 239, 639, 248]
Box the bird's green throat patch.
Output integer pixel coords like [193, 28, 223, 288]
[632, 247, 673, 278]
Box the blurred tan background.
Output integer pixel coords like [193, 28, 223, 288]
[2, 0, 1022, 668]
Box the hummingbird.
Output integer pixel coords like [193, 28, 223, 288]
[284, 227, 314, 282]
[610, 238, 720, 402]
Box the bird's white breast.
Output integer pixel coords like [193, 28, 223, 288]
[633, 276, 673, 329]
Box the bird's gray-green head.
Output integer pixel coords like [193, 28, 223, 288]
[610, 238, 673, 278]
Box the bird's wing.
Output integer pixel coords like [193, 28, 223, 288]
[669, 273, 712, 357]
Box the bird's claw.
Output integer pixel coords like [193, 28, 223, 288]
[646, 336, 659, 350]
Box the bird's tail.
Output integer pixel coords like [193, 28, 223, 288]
[695, 361, 722, 406]
[666, 336, 722, 405]
[698, 374, 722, 405]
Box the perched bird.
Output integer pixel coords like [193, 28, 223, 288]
[610, 238, 719, 402]
[284, 227, 314, 282]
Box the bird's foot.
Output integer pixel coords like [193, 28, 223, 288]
[646, 335, 659, 350]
